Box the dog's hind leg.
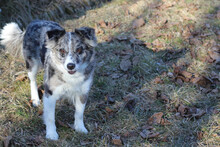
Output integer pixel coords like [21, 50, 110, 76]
[26, 59, 40, 106]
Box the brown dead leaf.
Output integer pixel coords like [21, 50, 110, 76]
[160, 118, 171, 125]
[189, 37, 202, 46]
[177, 104, 206, 118]
[154, 77, 164, 84]
[180, 71, 193, 79]
[208, 50, 220, 61]
[57, 119, 68, 127]
[190, 76, 213, 88]
[105, 107, 114, 113]
[197, 131, 204, 139]
[132, 18, 145, 29]
[140, 129, 160, 139]
[176, 78, 183, 85]
[33, 136, 44, 145]
[123, 93, 137, 112]
[38, 109, 43, 116]
[102, 35, 113, 42]
[147, 112, 163, 125]
[112, 136, 123, 146]
[142, 125, 154, 130]
[4, 136, 12, 147]
[120, 59, 131, 72]
[15, 74, 28, 81]
[98, 20, 107, 28]
[152, 39, 164, 49]
[98, 20, 119, 29]
[94, 24, 104, 34]
[177, 75, 190, 82]
[178, 104, 189, 116]
[160, 94, 169, 103]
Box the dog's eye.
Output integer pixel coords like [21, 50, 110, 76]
[59, 48, 66, 57]
[76, 47, 83, 54]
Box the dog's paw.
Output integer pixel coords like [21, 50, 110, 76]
[74, 124, 88, 134]
[46, 131, 59, 140]
[32, 99, 40, 107]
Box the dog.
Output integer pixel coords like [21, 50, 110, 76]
[0, 20, 97, 140]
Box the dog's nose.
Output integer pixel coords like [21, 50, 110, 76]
[67, 63, 75, 70]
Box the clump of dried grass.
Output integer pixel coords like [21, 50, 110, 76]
[0, 0, 109, 27]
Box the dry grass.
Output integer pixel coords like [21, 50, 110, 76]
[0, 0, 220, 146]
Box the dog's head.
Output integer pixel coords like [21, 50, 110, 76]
[46, 27, 97, 75]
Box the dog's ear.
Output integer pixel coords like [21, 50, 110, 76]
[47, 29, 66, 41]
[75, 27, 97, 47]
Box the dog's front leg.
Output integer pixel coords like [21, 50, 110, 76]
[74, 95, 88, 134]
[43, 95, 59, 140]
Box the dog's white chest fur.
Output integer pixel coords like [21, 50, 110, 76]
[52, 72, 92, 100]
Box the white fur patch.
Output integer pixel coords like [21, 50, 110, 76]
[0, 22, 25, 57]
[28, 62, 40, 106]
[43, 95, 59, 140]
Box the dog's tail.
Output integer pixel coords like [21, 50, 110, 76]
[0, 22, 25, 57]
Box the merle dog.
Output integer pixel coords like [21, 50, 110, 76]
[0, 20, 97, 140]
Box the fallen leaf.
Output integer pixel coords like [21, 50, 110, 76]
[105, 107, 114, 113]
[98, 20, 107, 28]
[176, 78, 183, 85]
[160, 94, 169, 103]
[197, 131, 204, 140]
[123, 93, 137, 112]
[180, 71, 193, 79]
[38, 109, 43, 116]
[140, 129, 160, 139]
[154, 77, 164, 84]
[160, 118, 171, 125]
[112, 136, 123, 146]
[120, 59, 131, 72]
[177, 104, 206, 118]
[15, 74, 28, 81]
[147, 112, 163, 125]
[94, 24, 104, 34]
[178, 104, 189, 116]
[191, 108, 206, 119]
[152, 39, 164, 49]
[4, 136, 12, 147]
[132, 18, 145, 29]
[177, 75, 190, 82]
[142, 125, 154, 130]
[208, 50, 220, 61]
[190, 76, 213, 88]
[33, 136, 44, 145]
[189, 37, 202, 46]
[57, 119, 68, 127]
